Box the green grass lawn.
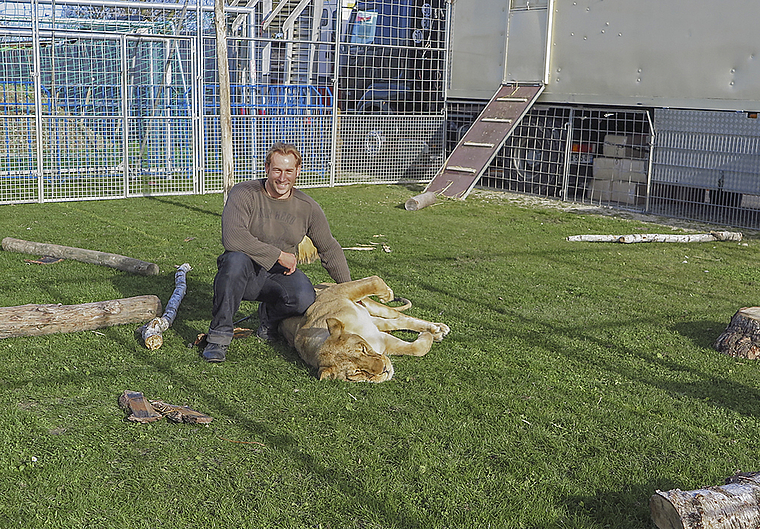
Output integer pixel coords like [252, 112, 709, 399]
[2, 185, 760, 528]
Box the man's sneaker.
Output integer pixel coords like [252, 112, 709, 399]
[202, 342, 228, 363]
[256, 324, 279, 342]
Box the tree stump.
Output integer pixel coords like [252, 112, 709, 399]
[0, 296, 162, 339]
[651, 472, 760, 529]
[714, 307, 760, 359]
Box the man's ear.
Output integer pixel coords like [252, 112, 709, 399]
[326, 318, 344, 336]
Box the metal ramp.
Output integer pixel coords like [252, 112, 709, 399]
[425, 83, 545, 198]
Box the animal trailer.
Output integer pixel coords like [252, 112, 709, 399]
[433, 0, 760, 228]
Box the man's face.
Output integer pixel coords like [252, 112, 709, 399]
[265, 152, 300, 199]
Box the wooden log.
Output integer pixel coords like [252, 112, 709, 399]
[141, 263, 191, 350]
[714, 307, 760, 359]
[149, 400, 213, 424]
[567, 231, 743, 243]
[405, 191, 437, 211]
[0, 295, 162, 339]
[651, 472, 760, 529]
[2, 237, 159, 276]
[118, 390, 163, 424]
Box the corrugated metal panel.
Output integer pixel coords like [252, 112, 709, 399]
[450, 0, 760, 111]
[653, 109, 760, 194]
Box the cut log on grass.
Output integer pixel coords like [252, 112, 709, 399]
[140, 263, 191, 350]
[714, 307, 760, 359]
[2, 237, 159, 275]
[567, 231, 743, 243]
[119, 390, 163, 424]
[405, 191, 437, 211]
[149, 400, 213, 424]
[0, 295, 162, 339]
[650, 472, 760, 529]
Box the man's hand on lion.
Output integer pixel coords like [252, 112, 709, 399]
[277, 251, 298, 275]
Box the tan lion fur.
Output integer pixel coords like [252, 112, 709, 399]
[279, 276, 449, 382]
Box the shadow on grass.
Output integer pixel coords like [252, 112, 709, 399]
[125, 339, 426, 528]
[144, 195, 222, 218]
[562, 483, 660, 529]
[673, 319, 729, 350]
[373, 251, 760, 421]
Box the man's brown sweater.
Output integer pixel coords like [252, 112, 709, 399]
[221, 179, 351, 283]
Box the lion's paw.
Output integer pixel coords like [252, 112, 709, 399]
[431, 323, 450, 342]
[377, 286, 394, 304]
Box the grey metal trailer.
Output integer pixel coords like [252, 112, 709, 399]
[433, 0, 760, 228]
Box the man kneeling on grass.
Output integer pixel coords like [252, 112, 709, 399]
[202, 142, 351, 363]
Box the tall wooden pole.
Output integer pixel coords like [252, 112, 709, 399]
[215, 0, 234, 204]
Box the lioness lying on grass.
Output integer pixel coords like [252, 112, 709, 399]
[279, 276, 449, 382]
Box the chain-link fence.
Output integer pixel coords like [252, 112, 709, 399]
[0, 0, 448, 204]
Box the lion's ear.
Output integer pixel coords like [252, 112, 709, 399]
[326, 318, 345, 336]
[318, 366, 343, 381]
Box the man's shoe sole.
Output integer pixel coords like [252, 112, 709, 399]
[202, 343, 228, 363]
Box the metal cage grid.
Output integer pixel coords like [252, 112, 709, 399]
[0, 0, 449, 204]
[477, 104, 653, 211]
[5, 1, 760, 231]
[649, 108, 760, 228]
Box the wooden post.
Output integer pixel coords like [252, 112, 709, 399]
[2, 237, 159, 276]
[215, 0, 234, 204]
[651, 472, 760, 529]
[0, 296, 162, 339]
[714, 307, 760, 359]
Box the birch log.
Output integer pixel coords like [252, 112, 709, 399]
[405, 191, 437, 211]
[714, 307, 760, 359]
[0, 296, 162, 339]
[141, 263, 191, 350]
[2, 237, 159, 275]
[566, 231, 742, 243]
[651, 472, 760, 529]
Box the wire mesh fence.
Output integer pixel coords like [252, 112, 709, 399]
[478, 105, 652, 208]
[0, 0, 448, 204]
[4, 0, 760, 231]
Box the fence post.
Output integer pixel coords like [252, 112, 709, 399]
[31, 0, 45, 203]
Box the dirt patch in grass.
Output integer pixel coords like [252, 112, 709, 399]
[470, 188, 757, 235]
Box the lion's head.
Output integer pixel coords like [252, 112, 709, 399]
[316, 318, 394, 382]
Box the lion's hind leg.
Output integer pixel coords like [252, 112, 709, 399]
[326, 276, 394, 304]
[381, 331, 434, 357]
[371, 314, 450, 343]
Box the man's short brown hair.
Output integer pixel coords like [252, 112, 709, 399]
[266, 142, 302, 168]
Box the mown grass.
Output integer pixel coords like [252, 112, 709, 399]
[2, 185, 760, 528]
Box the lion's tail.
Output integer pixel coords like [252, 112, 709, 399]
[391, 297, 412, 311]
[297, 235, 319, 264]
